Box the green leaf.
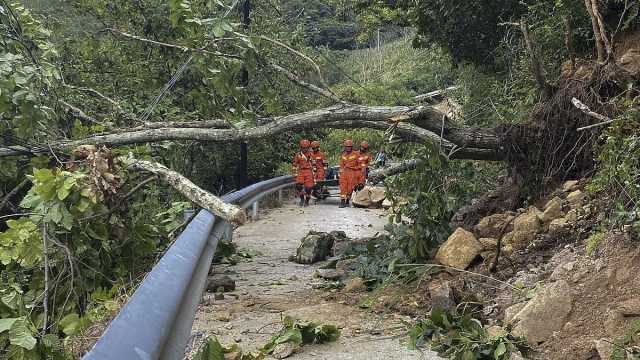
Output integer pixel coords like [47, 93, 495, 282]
[59, 313, 81, 336]
[9, 317, 36, 350]
[0, 318, 18, 333]
[192, 337, 225, 360]
[494, 342, 506, 359]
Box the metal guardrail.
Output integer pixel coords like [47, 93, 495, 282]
[84, 175, 295, 360]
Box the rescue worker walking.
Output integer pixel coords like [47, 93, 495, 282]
[339, 139, 360, 208]
[310, 141, 329, 200]
[356, 141, 372, 191]
[292, 139, 315, 207]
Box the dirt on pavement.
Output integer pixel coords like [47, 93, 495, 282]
[188, 198, 439, 360]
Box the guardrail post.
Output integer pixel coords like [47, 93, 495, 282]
[278, 189, 283, 204]
[251, 201, 259, 220]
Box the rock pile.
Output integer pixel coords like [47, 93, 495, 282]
[290, 231, 347, 264]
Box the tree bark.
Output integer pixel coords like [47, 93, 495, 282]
[126, 158, 246, 224]
[585, 0, 606, 63]
[563, 16, 576, 73]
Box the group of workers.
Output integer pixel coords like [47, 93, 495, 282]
[292, 139, 372, 208]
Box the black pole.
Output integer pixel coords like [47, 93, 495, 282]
[235, 0, 251, 188]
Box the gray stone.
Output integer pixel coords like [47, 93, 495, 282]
[435, 228, 483, 269]
[316, 268, 344, 281]
[504, 302, 527, 325]
[513, 208, 542, 233]
[344, 277, 367, 293]
[549, 218, 569, 234]
[272, 342, 296, 359]
[207, 274, 236, 292]
[429, 280, 457, 312]
[291, 231, 336, 264]
[512, 280, 573, 343]
[594, 338, 614, 360]
[566, 190, 586, 208]
[562, 180, 580, 192]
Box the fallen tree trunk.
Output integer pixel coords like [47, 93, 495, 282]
[367, 159, 423, 184]
[0, 104, 502, 158]
[126, 158, 246, 225]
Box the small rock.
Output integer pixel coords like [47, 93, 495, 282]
[344, 277, 367, 293]
[382, 198, 392, 209]
[605, 310, 625, 337]
[272, 342, 296, 359]
[435, 228, 483, 269]
[316, 269, 344, 281]
[512, 280, 573, 343]
[565, 209, 579, 223]
[479, 237, 498, 250]
[542, 197, 564, 223]
[215, 311, 232, 322]
[234, 337, 242, 343]
[207, 275, 236, 292]
[475, 213, 515, 238]
[480, 250, 495, 260]
[566, 190, 586, 208]
[428, 279, 457, 312]
[594, 338, 614, 360]
[214, 293, 225, 300]
[486, 325, 505, 339]
[562, 180, 580, 192]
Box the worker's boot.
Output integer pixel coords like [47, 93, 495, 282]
[339, 199, 346, 208]
[345, 198, 350, 207]
[304, 197, 310, 207]
[298, 196, 305, 207]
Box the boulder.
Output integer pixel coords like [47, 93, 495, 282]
[542, 197, 564, 223]
[566, 190, 586, 208]
[512, 280, 573, 343]
[207, 275, 236, 292]
[618, 298, 640, 316]
[503, 230, 536, 250]
[475, 213, 515, 238]
[352, 188, 372, 208]
[562, 180, 580, 192]
[565, 209, 579, 223]
[352, 186, 386, 208]
[344, 277, 367, 293]
[549, 218, 569, 234]
[369, 187, 386, 205]
[480, 250, 495, 260]
[428, 279, 457, 312]
[504, 302, 527, 324]
[513, 208, 542, 233]
[291, 231, 335, 264]
[435, 228, 483, 269]
[479, 237, 498, 250]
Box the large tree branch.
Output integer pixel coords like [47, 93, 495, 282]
[520, 20, 553, 99]
[267, 61, 344, 103]
[0, 104, 502, 159]
[125, 158, 246, 225]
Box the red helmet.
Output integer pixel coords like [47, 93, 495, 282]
[299, 139, 310, 148]
[360, 141, 369, 149]
[311, 141, 320, 148]
[343, 139, 353, 147]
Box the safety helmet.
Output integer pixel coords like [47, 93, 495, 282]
[360, 141, 369, 149]
[311, 141, 320, 148]
[343, 139, 353, 147]
[300, 139, 310, 148]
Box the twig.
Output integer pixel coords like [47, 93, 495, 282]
[60, 100, 104, 125]
[490, 216, 516, 272]
[107, 28, 240, 59]
[267, 61, 345, 104]
[257, 35, 327, 87]
[79, 175, 158, 221]
[0, 178, 30, 212]
[572, 97, 615, 131]
[64, 84, 121, 109]
[0, 212, 36, 220]
[393, 263, 518, 290]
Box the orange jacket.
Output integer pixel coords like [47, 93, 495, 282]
[311, 150, 327, 170]
[292, 151, 314, 174]
[358, 151, 372, 170]
[340, 150, 360, 171]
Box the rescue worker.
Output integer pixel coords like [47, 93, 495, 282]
[310, 141, 329, 200]
[292, 139, 315, 207]
[310, 141, 327, 182]
[339, 139, 360, 208]
[356, 141, 372, 191]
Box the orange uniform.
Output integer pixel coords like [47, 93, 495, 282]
[292, 151, 315, 194]
[311, 150, 327, 181]
[357, 151, 372, 186]
[339, 150, 360, 200]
